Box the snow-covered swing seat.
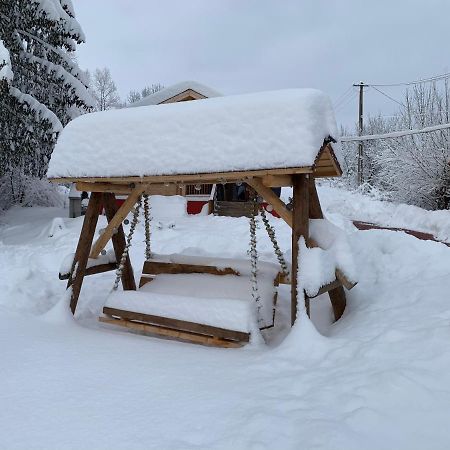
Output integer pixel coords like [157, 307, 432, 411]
[100, 193, 288, 347]
[49, 88, 357, 347]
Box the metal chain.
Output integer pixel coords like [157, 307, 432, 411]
[259, 205, 289, 277]
[143, 194, 152, 261]
[249, 191, 263, 327]
[112, 196, 142, 291]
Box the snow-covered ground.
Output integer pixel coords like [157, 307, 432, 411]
[0, 186, 449, 450]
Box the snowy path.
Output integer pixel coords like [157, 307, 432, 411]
[1, 189, 450, 449]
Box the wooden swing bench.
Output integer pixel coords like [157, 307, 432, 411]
[100, 257, 281, 348]
[48, 88, 357, 347]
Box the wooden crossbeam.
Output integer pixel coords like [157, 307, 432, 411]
[60, 262, 117, 281]
[76, 181, 180, 196]
[89, 186, 145, 259]
[50, 166, 314, 185]
[246, 177, 293, 228]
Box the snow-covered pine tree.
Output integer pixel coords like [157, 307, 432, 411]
[0, 0, 93, 198]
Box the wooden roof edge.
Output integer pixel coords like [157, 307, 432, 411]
[159, 89, 207, 104]
[47, 165, 315, 185]
[312, 137, 343, 177]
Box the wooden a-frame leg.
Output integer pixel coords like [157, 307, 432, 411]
[308, 177, 347, 321]
[291, 174, 310, 326]
[102, 192, 136, 291]
[67, 192, 102, 314]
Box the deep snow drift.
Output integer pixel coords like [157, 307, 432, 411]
[0, 186, 449, 450]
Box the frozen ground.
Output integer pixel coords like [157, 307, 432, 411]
[0, 186, 449, 449]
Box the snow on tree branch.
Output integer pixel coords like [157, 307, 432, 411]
[0, 39, 13, 82]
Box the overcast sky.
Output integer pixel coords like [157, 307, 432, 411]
[73, 0, 450, 129]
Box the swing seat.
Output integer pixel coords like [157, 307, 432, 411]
[100, 256, 281, 347]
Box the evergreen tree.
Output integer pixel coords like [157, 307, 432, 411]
[0, 0, 93, 188]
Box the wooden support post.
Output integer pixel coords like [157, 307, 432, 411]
[67, 192, 102, 314]
[308, 176, 324, 219]
[328, 287, 347, 321]
[102, 192, 136, 291]
[291, 174, 310, 326]
[89, 186, 144, 259]
[308, 176, 347, 320]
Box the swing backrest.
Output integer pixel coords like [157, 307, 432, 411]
[139, 260, 240, 288]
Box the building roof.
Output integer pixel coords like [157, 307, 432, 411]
[47, 88, 341, 180]
[129, 81, 221, 107]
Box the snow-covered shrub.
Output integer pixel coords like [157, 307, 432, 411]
[0, 170, 65, 210]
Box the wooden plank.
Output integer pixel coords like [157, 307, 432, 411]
[291, 174, 310, 325]
[103, 193, 136, 291]
[139, 275, 154, 288]
[309, 279, 342, 298]
[67, 192, 102, 314]
[48, 166, 314, 185]
[260, 174, 293, 187]
[89, 186, 145, 259]
[76, 181, 179, 196]
[60, 262, 117, 281]
[314, 168, 340, 178]
[99, 316, 243, 348]
[142, 261, 240, 277]
[103, 306, 250, 342]
[247, 177, 293, 228]
[76, 182, 134, 194]
[335, 268, 357, 290]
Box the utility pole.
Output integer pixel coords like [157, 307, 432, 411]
[353, 81, 367, 185]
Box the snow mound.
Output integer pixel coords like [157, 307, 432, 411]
[47, 88, 340, 178]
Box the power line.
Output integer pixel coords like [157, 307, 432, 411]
[341, 122, 450, 142]
[333, 86, 353, 107]
[334, 89, 358, 112]
[366, 72, 450, 88]
[371, 86, 405, 108]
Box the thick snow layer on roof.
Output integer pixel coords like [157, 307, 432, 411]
[129, 80, 221, 107]
[47, 88, 339, 179]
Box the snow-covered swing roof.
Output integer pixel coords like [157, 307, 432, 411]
[47, 88, 343, 183]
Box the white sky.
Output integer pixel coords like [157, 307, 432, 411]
[73, 0, 450, 129]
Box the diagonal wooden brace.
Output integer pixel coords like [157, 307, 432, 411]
[246, 177, 293, 228]
[89, 186, 145, 259]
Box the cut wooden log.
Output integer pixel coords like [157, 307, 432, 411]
[103, 307, 250, 343]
